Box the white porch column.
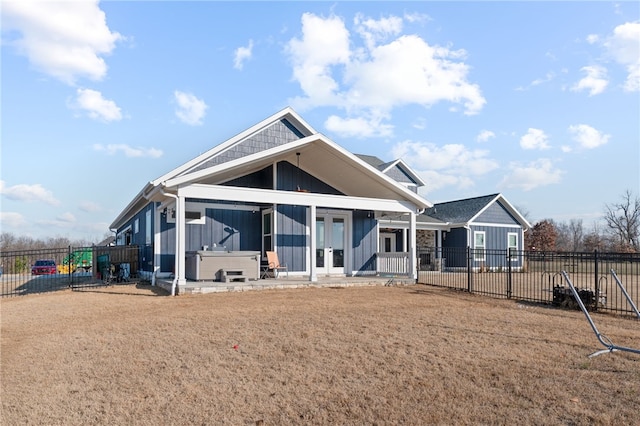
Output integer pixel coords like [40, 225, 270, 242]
[153, 204, 162, 286]
[402, 228, 408, 252]
[309, 204, 317, 282]
[409, 212, 417, 280]
[176, 194, 187, 288]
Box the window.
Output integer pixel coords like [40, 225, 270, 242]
[134, 219, 139, 234]
[508, 232, 518, 260]
[146, 210, 152, 245]
[474, 231, 485, 261]
[262, 210, 273, 257]
[165, 204, 206, 225]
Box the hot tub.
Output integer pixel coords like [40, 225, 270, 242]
[185, 250, 261, 281]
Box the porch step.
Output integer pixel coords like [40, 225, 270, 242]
[221, 269, 248, 283]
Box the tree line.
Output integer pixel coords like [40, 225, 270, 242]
[0, 232, 112, 253]
[525, 190, 639, 253]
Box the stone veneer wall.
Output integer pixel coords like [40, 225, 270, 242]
[417, 230, 435, 248]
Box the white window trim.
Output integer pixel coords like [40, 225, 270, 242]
[165, 202, 206, 225]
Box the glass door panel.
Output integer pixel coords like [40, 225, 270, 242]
[331, 218, 344, 268]
[316, 218, 325, 268]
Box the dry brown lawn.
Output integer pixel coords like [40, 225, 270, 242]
[2, 284, 639, 425]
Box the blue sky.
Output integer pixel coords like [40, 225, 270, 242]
[1, 1, 639, 242]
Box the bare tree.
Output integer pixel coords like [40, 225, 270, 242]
[582, 222, 605, 252]
[554, 221, 571, 251]
[568, 219, 584, 251]
[604, 190, 640, 252]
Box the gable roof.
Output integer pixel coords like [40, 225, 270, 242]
[355, 154, 426, 187]
[111, 108, 431, 230]
[424, 193, 530, 230]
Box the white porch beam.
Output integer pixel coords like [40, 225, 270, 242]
[177, 183, 417, 214]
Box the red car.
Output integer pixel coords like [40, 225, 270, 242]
[31, 260, 57, 275]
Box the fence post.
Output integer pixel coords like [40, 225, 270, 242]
[467, 247, 473, 293]
[507, 248, 512, 299]
[68, 245, 72, 287]
[594, 250, 599, 312]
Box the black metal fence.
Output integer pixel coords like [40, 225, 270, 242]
[417, 247, 640, 317]
[0, 245, 141, 297]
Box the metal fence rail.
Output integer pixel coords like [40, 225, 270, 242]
[1, 245, 142, 297]
[417, 247, 640, 317]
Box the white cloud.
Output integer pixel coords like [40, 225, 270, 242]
[79, 201, 101, 213]
[0, 180, 60, 206]
[0, 212, 28, 229]
[499, 159, 564, 191]
[286, 13, 350, 107]
[586, 34, 599, 44]
[2, 0, 123, 85]
[520, 128, 550, 150]
[174, 90, 208, 125]
[325, 114, 393, 138]
[403, 12, 431, 24]
[354, 13, 403, 50]
[391, 140, 499, 193]
[233, 39, 253, 70]
[71, 88, 122, 122]
[285, 13, 485, 138]
[603, 21, 640, 92]
[57, 212, 76, 223]
[476, 130, 495, 143]
[571, 65, 609, 96]
[568, 124, 610, 149]
[93, 144, 163, 158]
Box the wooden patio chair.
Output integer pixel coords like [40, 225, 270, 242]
[265, 251, 288, 278]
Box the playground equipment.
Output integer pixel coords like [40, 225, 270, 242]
[561, 270, 639, 358]
[57, 249, 93, 274]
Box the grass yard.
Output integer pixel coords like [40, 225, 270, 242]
[1, 284, 639, 425]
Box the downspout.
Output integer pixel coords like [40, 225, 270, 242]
[161, 188, 180, 296]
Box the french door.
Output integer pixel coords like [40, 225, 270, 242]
[316, 212, 349, 275]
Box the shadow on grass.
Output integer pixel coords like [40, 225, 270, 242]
[72, 281, 170, 297]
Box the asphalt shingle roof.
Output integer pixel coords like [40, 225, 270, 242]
[424, 193, 499, 224]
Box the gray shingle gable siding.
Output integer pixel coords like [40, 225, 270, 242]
[185, 118, 305, 175]
[475, 201, 519, 225]
[384, 165, 414, 184]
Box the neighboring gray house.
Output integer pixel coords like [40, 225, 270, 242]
[422, 194, 531, 270]
[109, 107, 431, 294]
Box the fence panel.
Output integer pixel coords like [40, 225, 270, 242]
[417, 248, 640, 318]
[1, 245, 142, 297]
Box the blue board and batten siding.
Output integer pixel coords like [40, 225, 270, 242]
[276, 205, 307, 272]
[352, 211, 377, 274]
